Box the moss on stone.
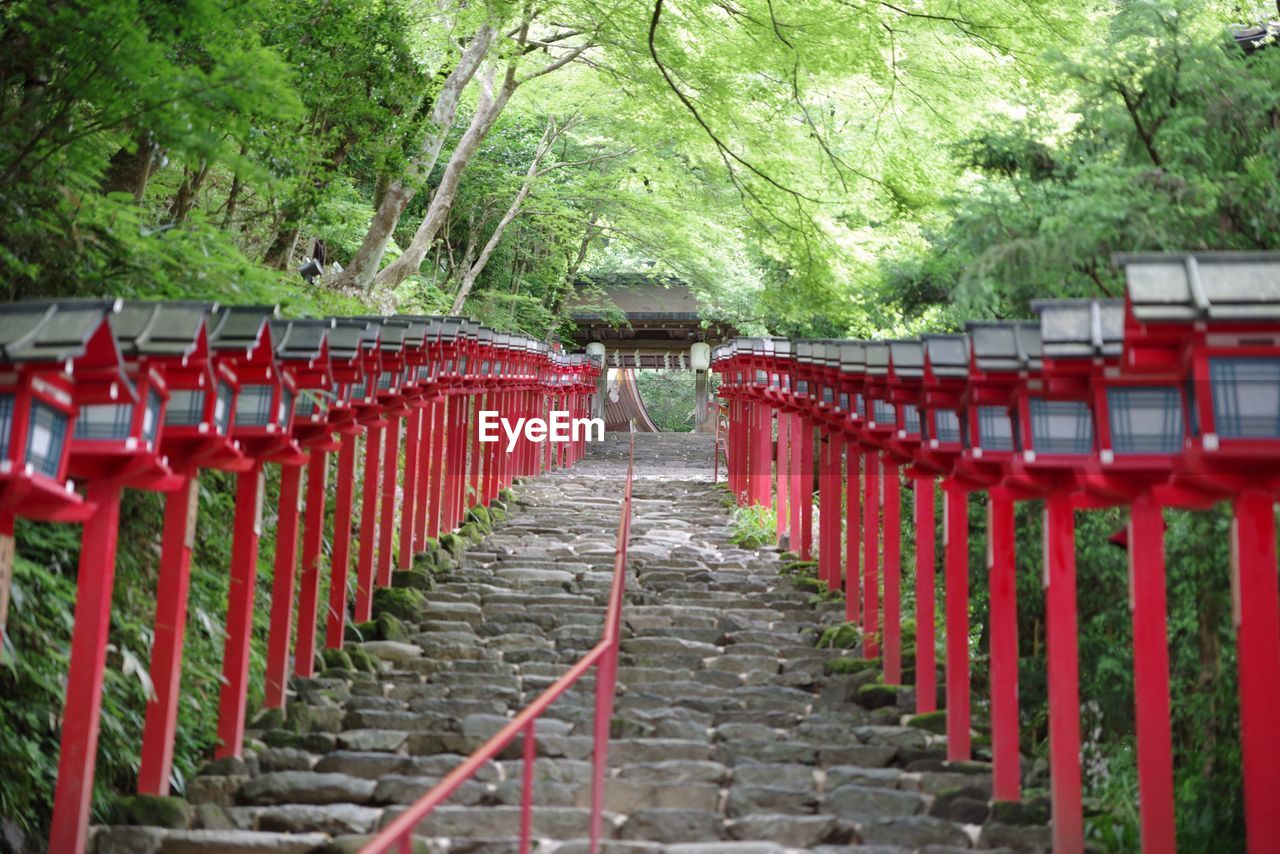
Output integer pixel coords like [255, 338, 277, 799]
[856, 683, 899, 709]
[438, 532, 465, 560]
[817, 623, 863, 650]
[372, 586, 426, 620]
[348, 646, 381, 673]
[825, 655, 881, 675]
[321, 648, 354, 671]
[114, 795, 194, 829]
[466, 505, 491, 529]
[499, 487, 516, 503]
[344, 620, 378, 642]
[392, 569, 435, 591]
[458, 521, 483, 544]
[907, 710, 948, 734]
[249, 707, 286, 731]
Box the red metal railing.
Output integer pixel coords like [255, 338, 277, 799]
[362, 429, 636, 854]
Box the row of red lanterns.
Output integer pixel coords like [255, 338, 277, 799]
[0, 301, 601, 853]
[712, 251, 1280, 854]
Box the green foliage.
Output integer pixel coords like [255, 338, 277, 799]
[729, 503, 776, 549]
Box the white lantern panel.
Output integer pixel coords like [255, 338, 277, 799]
[1210, 358, 1280, 438]
[1107, 386, 1182, 454]
[1029, 398, 1093, 454]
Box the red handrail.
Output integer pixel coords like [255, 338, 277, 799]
[362, 429, 637, 854]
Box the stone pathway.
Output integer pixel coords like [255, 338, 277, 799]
[91, 433, 1049, 853]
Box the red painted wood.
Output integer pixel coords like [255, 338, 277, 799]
[294, 450, 327, 678]
[845, 447, 860, 625]
[427, 400, 446, 539]
[790, 412, 803, 550]
[944, 480, 970, 761]
[799, 418, 814, 559]
[882, 461, 901, 684]
[862, 450, 880, 659]
[775, 408, 789, 544]
[1232, 489, 1280, 853]
[1128, 494, 1174, 851]
[377, 413, 401, 588]
[50, 479, 122, 854]
[216, 464, 264, 759]
[264, 462, 302, 708]
[827, 434, 844, 592]
[354, 424, 382, 623]
[468, 394, 483, 510]
[988, 488, 1020, 801]
[139, 474, 197, 796]
[816, 432, 831, 586]
[325, 431, 358, 648]
[915, 475, 937, 714]
[750, 403, 772, 506]
[1044, 491, 1084, 853]
[399, 407, 421, 569]
[413, 401, 434, 551]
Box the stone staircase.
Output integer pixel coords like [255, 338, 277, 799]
[91, 433, 1050, 854]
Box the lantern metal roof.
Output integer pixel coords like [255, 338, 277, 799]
[888, 339, 925, 378]
[865, 341, 891, 376]
[327, 319, 372, 361]
[113, 301, 212, 358]
[1031, 299, 1124, 359]
[209, 305, 279, 352]
[375, 321, 406, 353]
[838, 340, 867, 372]
[271, 318, 334, 362]
[1114, 251, 1280, 321]
[966, 321, 1042, 372]
[0, 300, 123, 363]
[921, 334, 969, 378]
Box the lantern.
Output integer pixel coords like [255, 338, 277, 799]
[263, 318, 334, 708]
[1115, 250, 1280, 852]
[205, 305, 286, 761]
[322, 320, 375, 649]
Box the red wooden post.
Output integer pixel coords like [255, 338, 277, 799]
[988, 487, 1020, 801]
[914, 475, 937, 714]
[776, 408, 789, 544]
[216, 463, 265, 758]
[943, 479, 970, 761]
[264, 461, 302, 708]
[442, 396, 461, 531]
[138, 475, 198, 796]
[49, 480, 123, 854]
[882, 460, 901, 683]
[354, 423, 382, 623]
[413, 400, 434, 551]
[1044, 491, 1084, 853]
[816, 432, 831, 586]
[750, 401, 772, 506]
[799, 417, 814, 559]
[399, 406, 421, 569]
[862, 449, 880, 658]
[790, 412, 803, 550]
[427, 399, 446, 538]
[468, 394, 483, 510]
[1128, 493, 1174, 850]
[1232, 489, 1280, 852]
[294, 449, 328, 678]
[377, 413, 401, 588]
[325, 429, 358, 648]
[844, 447, 860, 625]
[826, 433, 844, 592]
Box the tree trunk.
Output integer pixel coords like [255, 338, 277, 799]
[333, 24, 497, 290]
[168, 159, 208, 223]
[373, 64, 517, 291]
[101, 131, 156, 199]
[451, 182, 533, 313]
